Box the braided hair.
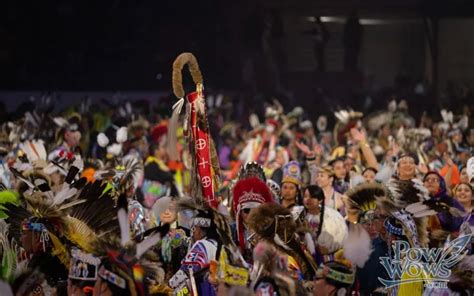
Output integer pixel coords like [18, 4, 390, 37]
[305, 185, 325, 240]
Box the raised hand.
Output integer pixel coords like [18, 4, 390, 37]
[295, 141, 312, 156]
[350, 128, 366, 143]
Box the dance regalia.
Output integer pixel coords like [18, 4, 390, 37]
[177, 238, 218, 296]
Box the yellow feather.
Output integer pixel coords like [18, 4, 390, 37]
[64, 217, 100, 253]
[48, 231, 69, 267]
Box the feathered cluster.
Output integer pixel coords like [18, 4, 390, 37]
[344, 182, 386, 222]
[176, 197, 234, 247]
[385, 178, 430, 209]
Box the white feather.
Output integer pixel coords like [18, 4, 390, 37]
[467, 157, 474, 183]
[447, 111, 454, 124]
[43, 163, 65, 175]
[215, 94, 223, 107]
[21, 140, 47, 162]
[118, 209, 130, 246]
[375, 165, 394, 183]
[71, 156, 84, 173]
[455, 115, 469, 130]
[53, 117, 69, 128]
[299, 120, 312, 130]
[440, 109, 449, 123]
[107, 143, 123, 156]
[34, 178, 48, 189]
[118, 107, 126, 117]
[52, 185, 78, 206]
[97, 133, 109, 147]
[304, 232, 316, 255]
[388, 100, 397, 112]
[125, 101, 132, 114]
[317, 207, 348, 253]
[412, 178, 430, 201]
[438, 123, 450, 132]
[207, 95, 214, 108]
[24, 112, 37, 127]
[249, 114, 260, 129]
[13, 162, 33, 173]
[405, 201, 425, 212]
[11, 170, 35, 189]
[274, 234, 292, 251]
[37, 141, 47, 160]
[116, 127, 128, 144]
[396, 126, 405, 144]
[411, 209, 437, 218]
[367, 112, 391, 131]
[334, 111, 344, 123]
[291, 106, 303, 117]
[136, 233, 162, 258]
[343, 223, 373, 268]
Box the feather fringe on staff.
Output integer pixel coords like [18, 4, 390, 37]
[169, 53, 221, 208]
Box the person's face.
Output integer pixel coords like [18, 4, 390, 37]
[281, 182, 298, 201]
[363, 170, 376, 183]
[460, 168, 469, 184]
[424, 174, 441, 195]
[192, 225, 204, 241]
[132, 128, 145, 139]
[160, 202, 177, 224]
[344, 157, 355, 172]
[458, 151, 470, 164]
[93, 273, 113, 296]
[468, 131, 474, 145]
[361, 218, 383, 240]
[275, 150, 286, 166]
[322, 134, 331, 144]
[68, 279, 86, 296]
[452, 133, 462, 143]
[382, 125, 391, 137]
[305, 128, 315, 137]
[65, 130, 81, 147]
[454, 184, 473, 206]
[432, 126, 441, 137]
[20, 229, 39, 254]
[303, 190, 320, 212]
[316, 172, 332, 188]
[240, 208, 253, 224]
[332, 161, 346, 179]
[398, 157, 416, 180]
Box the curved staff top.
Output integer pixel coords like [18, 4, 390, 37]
[170, 52, 220, 208]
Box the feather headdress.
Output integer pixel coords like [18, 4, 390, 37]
[93, 155, 143, 203]
[376, 192, 462, 249]
[385, 178, 430, 209]
[333, 109, 363, 146]
[176, 197, 234, 247]
[237, 162, 266, 182]
[342, 183, 388, 268]
[90, 203, 169, 296]
[345, 183, 387, 223]
[247, 203, 318, 280]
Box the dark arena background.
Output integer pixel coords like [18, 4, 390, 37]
[0, 1, 473, 296]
